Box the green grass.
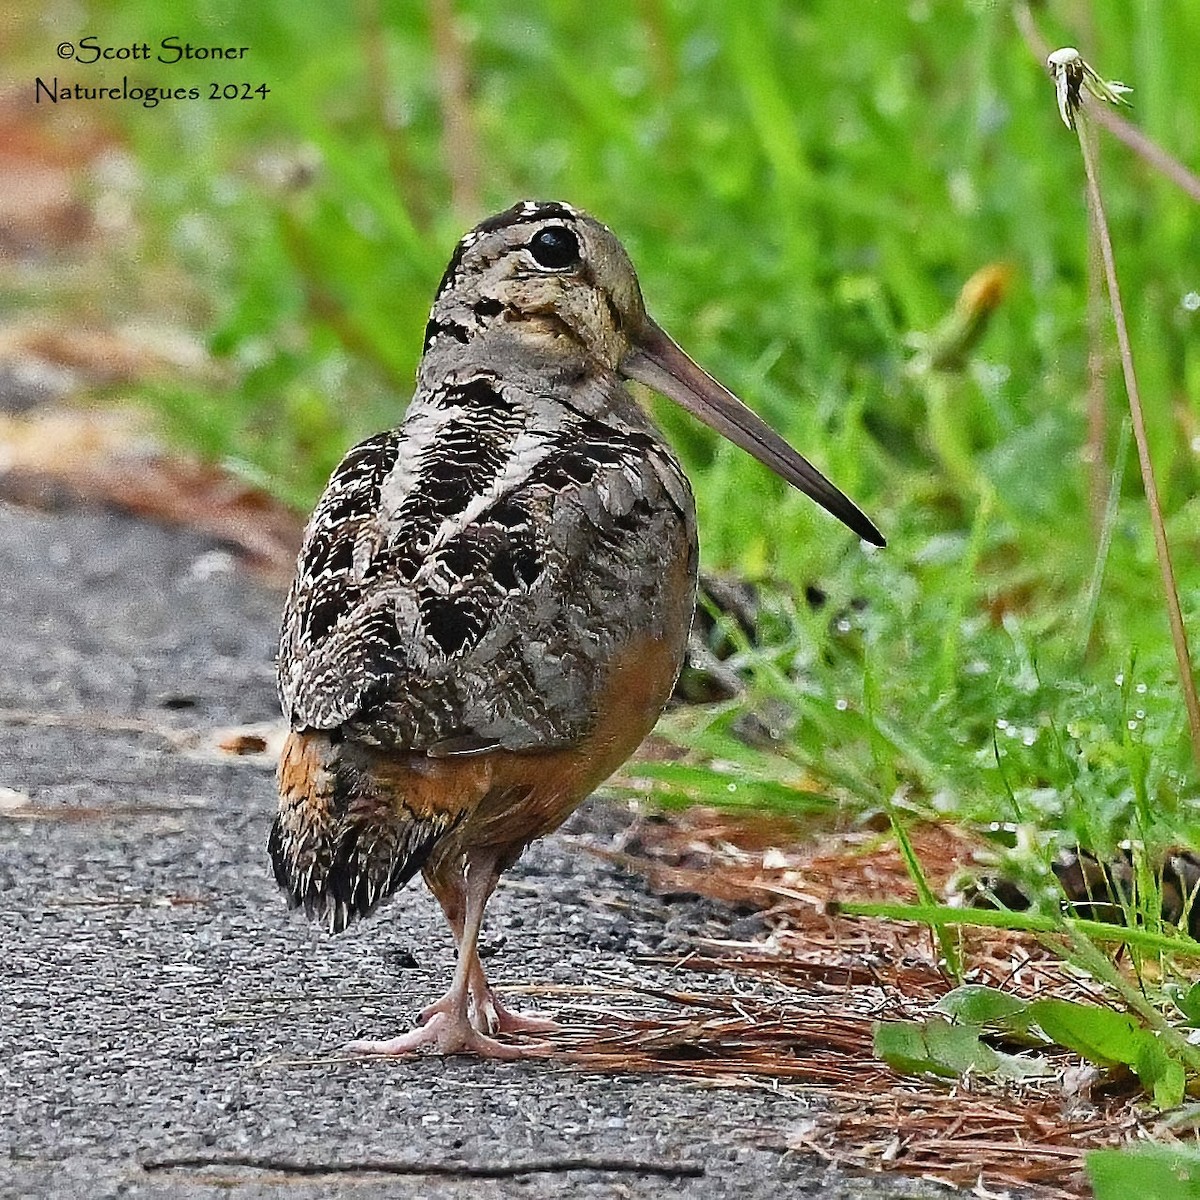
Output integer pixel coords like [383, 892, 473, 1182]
[16, 0, 1200, 1056]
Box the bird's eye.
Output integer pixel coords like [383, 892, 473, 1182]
[528, 225, 581, 270]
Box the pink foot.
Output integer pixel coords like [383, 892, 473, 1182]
[342, 1010, 546, 1060]
[476, 992, 559, 1036]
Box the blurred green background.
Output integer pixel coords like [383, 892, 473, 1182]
[8, 1, 1200, 881]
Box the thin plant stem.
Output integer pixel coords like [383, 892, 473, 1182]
[834, 898, 1200, 959]
[1074, 112, 1200, 775]
[428, 0, 482, 219]
[1085, 202, 1109, 537]
[1079, 415, 1130, 661]
[359, 0, 429, 229]
[863, 662, 961, 981]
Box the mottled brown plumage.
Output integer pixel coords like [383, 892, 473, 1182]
[270, 200, 882, 1057]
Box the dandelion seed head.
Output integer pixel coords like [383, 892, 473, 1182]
[1047, 46, 1131, 130]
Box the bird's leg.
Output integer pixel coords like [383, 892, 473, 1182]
[342, 856, 545, 1059]
[417, 875, 467, 1023]
[424, 861, 558, 1036]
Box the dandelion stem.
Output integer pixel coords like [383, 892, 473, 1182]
[1075, 113, 1200, 775]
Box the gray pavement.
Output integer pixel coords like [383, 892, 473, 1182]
[0, 503, 945, 1199]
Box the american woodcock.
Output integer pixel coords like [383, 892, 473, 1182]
[270, 200, 884, 1059]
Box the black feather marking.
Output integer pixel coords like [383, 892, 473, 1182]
[423, 317, 471, 352]
[512, 545, 542, 587]
[304, 594, 348, 648]
[414, 425, 501, 509]
[422, 465, 478, 511]
[291, 431, 404, 652]
[489, 500, 529, 530]
[538, 452, 598, 489]
[321, 820, 445, 933]
[439, 540, 482, 581]
[331, 431, 405, 495]
[301, 535, 354, 586]
[384, 381, 522, 563]
[420, 595, 478, 657]
[450, 377, 511, 411]
[491, 549, 520, 592]
[298, 530, 331, 584]
[491, 544, 542, 592]
[529, 423, 635, 494]
[267, 815, 291, 893]
[343, 607, 409, 713]
[304, 433, 403, 545]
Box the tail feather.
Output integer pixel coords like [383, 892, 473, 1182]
[270, 729, 460, 933]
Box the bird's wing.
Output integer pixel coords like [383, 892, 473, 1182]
[278, 373, 694, 754]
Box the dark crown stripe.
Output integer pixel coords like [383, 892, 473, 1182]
[473, 200, 578, 236]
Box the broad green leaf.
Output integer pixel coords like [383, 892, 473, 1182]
[935, 985, 1031, 1028]
[1174, 981, 1200, 1026]
[1088, 1145, 1200, 1199]
[1027, 998, 1147, 1067]
[1136, 1038, 1188, 1111]
[1026, 998, 1189, 1108]
[874, 1018, 994, 1079]
[875, 1017, 1054, 1084]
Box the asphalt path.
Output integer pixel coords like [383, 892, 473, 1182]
[0, 503, 948, 1199]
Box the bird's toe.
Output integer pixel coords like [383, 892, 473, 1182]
[341, 1012, 452, 1057]
[341, 1009, 552, 1060]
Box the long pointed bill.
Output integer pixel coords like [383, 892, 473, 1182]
[620, 319, 885, 547]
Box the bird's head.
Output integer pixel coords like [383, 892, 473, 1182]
[425, 199, 645, 369]
[425, 200, 884, 547]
